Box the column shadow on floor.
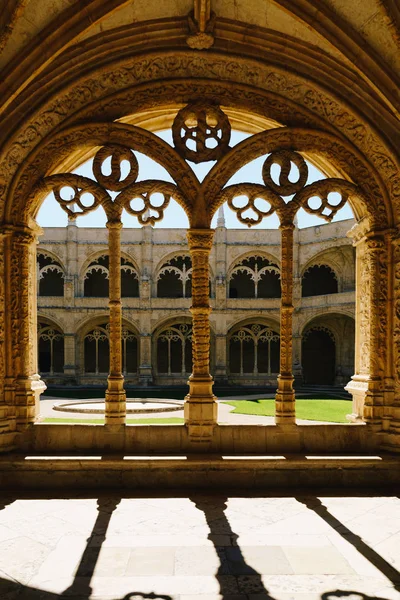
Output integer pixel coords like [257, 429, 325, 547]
[296, 496, 400, 594]
[0, 492, 399, 599]
[190, 494, 277, 598]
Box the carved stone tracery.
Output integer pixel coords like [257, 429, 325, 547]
[0, 98, 391, 445]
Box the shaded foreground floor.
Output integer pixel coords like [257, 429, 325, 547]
[0, 494, 399, 599]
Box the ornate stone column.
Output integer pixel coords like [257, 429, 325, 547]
[345, 228, 385, 424]
[275, 222, 296, 425]
[184, 229, 217, 440]
[382, 233, 400, 451]
[0, 231, 16, 450]
[105, 220, 126, 426]
[7, 228, 46, 429]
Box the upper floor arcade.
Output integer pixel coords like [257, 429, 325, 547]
[37, 217, 355, 309]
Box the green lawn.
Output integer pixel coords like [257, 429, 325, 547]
[223, 399, 351, 423]
[42, 417, 184, 425]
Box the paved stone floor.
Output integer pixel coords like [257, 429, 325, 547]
[0, 493, 399, 599]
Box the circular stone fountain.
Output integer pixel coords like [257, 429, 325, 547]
[53, 398, 183, 415]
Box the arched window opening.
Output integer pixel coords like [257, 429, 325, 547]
[302, 327, 336, 385]
[38, 322, 64, 374]
[84, 256, 109, 297]
[122, 328, 138, 375]
[157, 255, 192, 298]
[121, 258, 139, 297]
[157, 323, 193, 375]
[302, 265, 338, 297]
[37, 252, 64, 296]
[229, 324, 280, 375]
[84, 323, 138, 374]
[84, 256, 139, 297]
[229, 256, 280, 298]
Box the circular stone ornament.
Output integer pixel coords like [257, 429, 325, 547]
[172, 103, 231, 163]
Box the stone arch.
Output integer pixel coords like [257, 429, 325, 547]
[37, 316, 65, 376]
[301, 246, 355, 294]
[152, 315, 193, 382]
[301, 313, 355, 386]
[0, 56, 396, 439]
[79, 249, 140, 298]
[302, 265, 339, 297]
[154, 251, 214, 299]
[76, 315, 139, 379]
[155, 253, 192, 299]
[37, 249, 65, 297]
[227, 253, 281, 299]
[2, 49, 396, 230]
[227, 317, 281, 383]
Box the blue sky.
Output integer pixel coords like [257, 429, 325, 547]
[37, 130, 354, 230]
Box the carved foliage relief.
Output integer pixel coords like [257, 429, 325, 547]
[393, 238, 400, 393]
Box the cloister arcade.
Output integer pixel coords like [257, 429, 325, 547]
[36, 219, 355, 389]
[0, 0, 399, 466]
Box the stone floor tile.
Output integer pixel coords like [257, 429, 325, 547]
[257, 512, 334, 536]
[282, 546, 355, 575]
[236, 533, 330, 547]
[374, 531, 400, 570]
[88, 574, 238, 595]
[328, 531, 389, 579]
[174, 545, 227, 575]
[344, 513, 400, 545]
[226, 545, 293, 575]
[0, 524, 20, 543]
[125, 547, 175, 576]
[89, 546, 131, 577]
[0, 536, 52, 585]
[32, 535, 88, 584]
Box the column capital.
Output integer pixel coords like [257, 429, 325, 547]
[187, 228, 214, 251]
[0, 225, 37, 244]
[106, 219, 123, 230]
[279, 221, 295, 231]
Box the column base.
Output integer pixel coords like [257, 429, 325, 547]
[15, 375, 46, 429]
[345, 375, 383, 424]
[184, 375, 218, 442]
[275, 375, 296, 425]
[105, 376, 126, 425]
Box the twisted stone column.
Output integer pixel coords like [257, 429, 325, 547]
[185, 229, 217, 441]
[105, 220, 126, 426]
[275, 222, 296, 425]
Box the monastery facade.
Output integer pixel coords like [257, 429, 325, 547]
[37, 216, 355, 390]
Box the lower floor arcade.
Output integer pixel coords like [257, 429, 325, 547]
[37, 312, 355, 389]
